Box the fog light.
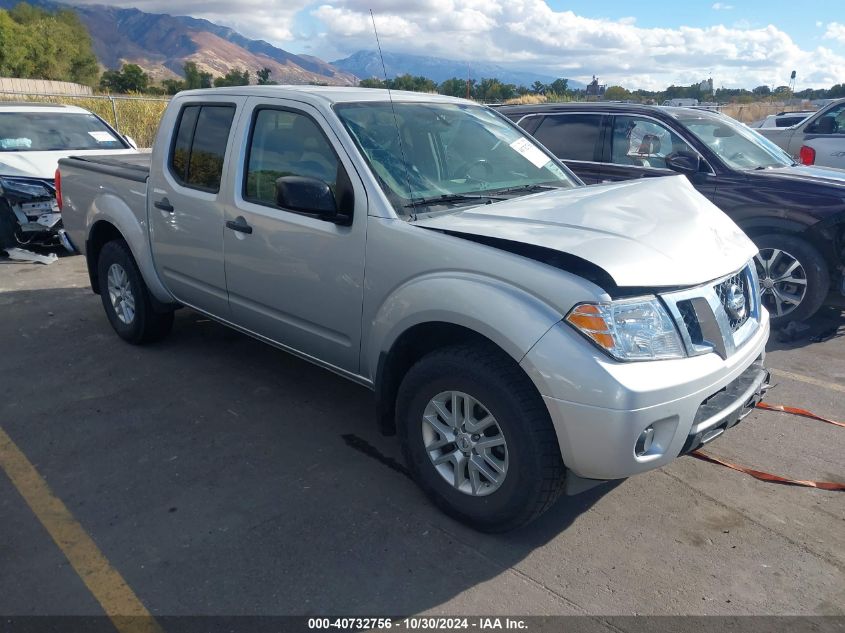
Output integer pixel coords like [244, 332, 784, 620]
[635, 426, 655, 456]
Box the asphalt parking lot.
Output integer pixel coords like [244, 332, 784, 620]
[1, 254, 843, 621]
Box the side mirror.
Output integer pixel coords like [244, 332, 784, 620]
[275, 176, 337, 220]
[665, 151, 700, 176]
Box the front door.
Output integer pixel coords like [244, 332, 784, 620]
[149, 98, 240, 316]
[222, 98, 367, 373]
[525, 113, 605, 184]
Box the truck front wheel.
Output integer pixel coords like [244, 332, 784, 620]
[97, 240, 174, 344]
[396, 343, 566, 532]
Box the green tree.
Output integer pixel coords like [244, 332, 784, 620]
[604, 85, 631, 101]
[359, 77, 385, 88]
[183, 62, 213, 89]
[548, 78, 569, 95]
[214, 68, 250, 87]
[752, 85, 771, 96]
[100, 63, 149, 93]
[531, 80, 546, 94]
[161, 78, 184, 95]
[0, 3, 99, 85]
[256, 67, 276, 85]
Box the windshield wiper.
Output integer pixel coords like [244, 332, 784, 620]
[405, 193, 504, 208]
[486, 183, 558, 195]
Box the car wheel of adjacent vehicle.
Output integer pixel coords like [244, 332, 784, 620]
[97, 240, 174, 344]
[752, 234, 829, 326]
[396, 344, 566, 532]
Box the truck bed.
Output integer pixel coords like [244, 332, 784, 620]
[60, 152, 151, 183]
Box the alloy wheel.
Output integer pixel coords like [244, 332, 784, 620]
[754, 248, 807, 319]
[107, 262, 136, 325]
[421, 391, 508, 497]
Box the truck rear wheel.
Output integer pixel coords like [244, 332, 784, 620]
[396, 343, 566, 532]
[97, 240, 174, 344]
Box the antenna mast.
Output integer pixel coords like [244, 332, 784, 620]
[370, 9, 417, 214]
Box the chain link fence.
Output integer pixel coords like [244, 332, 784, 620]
[0, 91, 169, 148]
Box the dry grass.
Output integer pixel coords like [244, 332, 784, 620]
[0, 92, 168, 147]
[720, 102, 813, 123]
[503, 92, 572, 105]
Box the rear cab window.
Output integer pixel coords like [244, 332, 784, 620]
[169, 103, 236, 193]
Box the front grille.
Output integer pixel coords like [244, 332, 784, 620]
[714, 271, 751, 332]
[677, 300, 703, 345]
[661, 263, 760, 360]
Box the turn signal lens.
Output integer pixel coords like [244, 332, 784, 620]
[565, 297, 686, 362]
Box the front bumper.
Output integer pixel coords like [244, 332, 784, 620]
[520, 308, 770, 481]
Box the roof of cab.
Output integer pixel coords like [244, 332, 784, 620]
[0, 102, 93, 114]
[175, 85, 473, 106]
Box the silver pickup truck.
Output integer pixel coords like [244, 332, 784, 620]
[757, 98, 845, 169]
[58, 87, 770, 531]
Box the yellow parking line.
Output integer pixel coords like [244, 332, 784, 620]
[0, 427, 163, 633]
[770, 368, 845, 394]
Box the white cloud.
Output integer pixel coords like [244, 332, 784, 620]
[59, 0, 845, 89]
[712, 3, 734, 10]
[312, 0, 845, 89]
[823, 22, 845, 45]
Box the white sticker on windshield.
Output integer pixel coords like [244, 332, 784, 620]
[88, 131, 117, 143]
[509, 137, 551, 169]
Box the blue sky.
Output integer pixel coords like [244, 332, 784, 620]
[551, 0, 827, 48]
[77, 1, 845, 89]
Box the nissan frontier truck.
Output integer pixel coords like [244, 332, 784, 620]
[57, 86, 770, 531]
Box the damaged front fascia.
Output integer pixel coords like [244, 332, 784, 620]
[425, 228, 685, 299]
[0, 176, 61, 248]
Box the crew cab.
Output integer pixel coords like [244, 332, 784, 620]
[58, 87, 770, 531]
[757, 98, 845, 169]
[0, 102, 137, 249]
[500, 103, 845, 324]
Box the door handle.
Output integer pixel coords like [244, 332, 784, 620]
[154, 198, 174, 213]
[225, 217, 253, 234]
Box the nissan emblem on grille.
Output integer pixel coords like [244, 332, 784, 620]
[716, 272, 750, 331]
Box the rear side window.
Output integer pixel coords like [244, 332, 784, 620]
[169, 104, 235, 192]
[532, 114, 602, 161]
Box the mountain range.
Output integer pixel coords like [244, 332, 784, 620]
[0, 0, 358, 85]
[0, 0, 582, 90]
[331, 50, 585, 89]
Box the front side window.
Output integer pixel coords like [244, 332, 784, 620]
[532, 113, 602, 161]
[244, 109, 340, 207]
[610, 116, 694, 169]
[334, 102, 578, 216]
[810, 104, 845, 135]
[169, 104, 235, 192]
[0, 112, 128, 152]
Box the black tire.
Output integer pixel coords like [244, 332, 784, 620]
[97, 240, 174, 344]
[397, 343, 566, 532]
[753, 233, 829, 326]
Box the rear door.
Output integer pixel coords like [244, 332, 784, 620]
[221, 97, 368, 374]
[149, 97, 240, 317]
[519, 113, 605, 183]
[599, 114, 717, 200]
[801, 102, 845, 168]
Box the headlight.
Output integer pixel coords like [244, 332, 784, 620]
[565, 297, 686, 361]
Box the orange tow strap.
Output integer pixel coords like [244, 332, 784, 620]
[755, 401, 845, 428]
[690, 402, 845, 491]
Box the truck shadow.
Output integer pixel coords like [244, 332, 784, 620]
[1, 286, 619, 617]
[767, 305, 845, 351]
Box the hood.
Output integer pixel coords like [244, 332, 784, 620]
[0, 149, 138, 179]
[413, 176, 757, 288]
[748, 164, 845, 187]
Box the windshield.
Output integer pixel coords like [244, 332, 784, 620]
[334, 101, 579, 215]
[675, 112, 794, 170]
[0, 112, 128, 152]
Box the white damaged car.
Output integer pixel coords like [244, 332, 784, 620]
[0, 103, 137, 250]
